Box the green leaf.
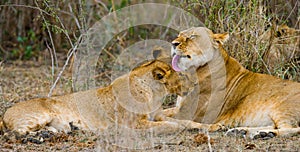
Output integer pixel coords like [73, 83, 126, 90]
[17, 36, 23, 43]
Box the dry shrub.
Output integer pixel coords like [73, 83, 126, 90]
[0, 0, 299, 81]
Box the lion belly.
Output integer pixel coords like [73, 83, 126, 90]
[217, 77, 300, 128]
[216, 100, 275, 127]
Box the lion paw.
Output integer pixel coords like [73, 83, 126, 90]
[252, 131, 276, 140]
[225, 128, 277, 140]
[208, 123, 227, 132]
[225, 128, 248, 138]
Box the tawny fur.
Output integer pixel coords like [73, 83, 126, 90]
[168, 27, 300, 138]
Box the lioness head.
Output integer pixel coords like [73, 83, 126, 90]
[129, 59, 192, 97]
[262, 24, 300, 44]
[111, 57, 194, 114]
[171, 27, 229, 71]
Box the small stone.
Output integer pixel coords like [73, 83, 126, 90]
[239, 129, 247, 135]
[69, 122, 79, 131]
[21, 138, 28, 144]
[245, 143, 256, 150]
[253, 134, 261, 140]
[225, 129, 238, 136]
[39, 130, 52, 138]
[154, 145, 162, 149]
[28, 137, 42, 144]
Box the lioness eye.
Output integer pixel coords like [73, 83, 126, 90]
[190, 35, 197, 39]
[276, 31, 282, 37]
[156, 73, 164, 80]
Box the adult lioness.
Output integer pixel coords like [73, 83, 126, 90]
[1, 58, 207, 135]
[169, 27, 300, 138]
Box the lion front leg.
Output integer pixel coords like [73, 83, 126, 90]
[152, 96, 185, 121]
[153, 107, 179, 121]
[136, 118, 216, 136]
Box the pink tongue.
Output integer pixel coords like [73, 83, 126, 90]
[172, 55, 182, 72]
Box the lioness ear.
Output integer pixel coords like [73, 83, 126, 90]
[213, 33, 229, 45]
[152, 46, 169, 59]
[152, 68, 166, 81]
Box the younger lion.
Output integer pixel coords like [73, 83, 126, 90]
[169, 27, 300, 138]
[260, 24, 300, 73]
[1, 58, 207, 135]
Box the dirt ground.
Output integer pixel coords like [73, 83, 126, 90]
[0, 61, 299, 151]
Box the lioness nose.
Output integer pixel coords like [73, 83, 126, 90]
[172, 41, 180, 47]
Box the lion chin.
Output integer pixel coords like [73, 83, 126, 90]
[165, 26, 300, 139]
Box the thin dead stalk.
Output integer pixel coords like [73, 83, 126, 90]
[46, 42, 55, 84]
[206, 131, 213, 152]
[34, 0, 58, 70]
[0, 4, 51, 16]
[48, 35, 82, 97]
